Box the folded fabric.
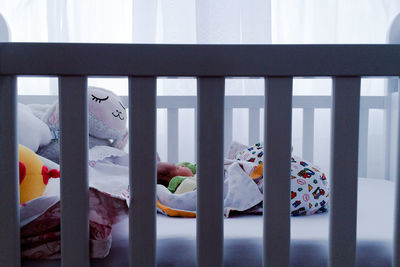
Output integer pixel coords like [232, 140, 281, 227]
[156, 200, 196, 218]
[20, 188, 128, 259]
[157, 142, 330, 218]
[234, 142, 264, 165]
[20, 146, 131, 259]
[156, 161, 264, 217]
[233, 141, 330, 216]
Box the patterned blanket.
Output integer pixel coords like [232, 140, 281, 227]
[20, 188, 128, 259]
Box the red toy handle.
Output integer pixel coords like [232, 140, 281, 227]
[19, 162, 26, 184]
[42, 166, 60, 185]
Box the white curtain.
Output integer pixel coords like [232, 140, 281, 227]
[1, 0, 399, 176]
[2, 0, 398, 44]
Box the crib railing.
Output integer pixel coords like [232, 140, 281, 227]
[155, 94, 385, 177]
[18, 94, 386, 178]
[1, 43, 400, 267]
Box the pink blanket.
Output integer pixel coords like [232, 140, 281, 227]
[20, 188, 128, 259]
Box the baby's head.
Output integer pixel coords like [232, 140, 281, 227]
[157, 162, 193, 186]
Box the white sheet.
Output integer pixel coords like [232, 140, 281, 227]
[22, 178, 395, 267]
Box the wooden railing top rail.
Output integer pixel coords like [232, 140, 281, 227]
[0, 43, 400, 76]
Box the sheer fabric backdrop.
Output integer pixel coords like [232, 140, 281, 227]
[0, 0, 399, 178]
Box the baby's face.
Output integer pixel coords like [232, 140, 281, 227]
[174, 165, 194, 177]
[157, 162, 193, 186]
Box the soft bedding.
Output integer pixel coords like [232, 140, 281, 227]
[23, 178, 395, 267]
[107, 178, 395, 267]
[20, 142, 331, 262]
[155, 141, 329, 217]
[21, 188, 128, 259]
[20, 146, 131, 260]
[20, 144, 391, 266]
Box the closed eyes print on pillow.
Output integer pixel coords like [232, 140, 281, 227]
[91, 94, 109, 103]
[88, 88, 127, 126]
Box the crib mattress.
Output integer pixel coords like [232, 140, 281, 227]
[23, 178, 395, 267]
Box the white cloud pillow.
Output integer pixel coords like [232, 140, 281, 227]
[18, 103, 52, 152]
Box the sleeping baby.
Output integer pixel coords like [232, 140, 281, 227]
[157, 142, 329, 217]
[157, 162, 194, 187]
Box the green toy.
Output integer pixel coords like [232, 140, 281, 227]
[168, 176, 187, 193]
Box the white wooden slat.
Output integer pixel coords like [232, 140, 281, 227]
[263, 77, 293, 267]
[302, 108, 315, 162]
[167, 108, 179, 163]
[385, 77, 397, 181]
[389, 93, 399, 182]
[197, 77, 225, 267]
[394, 78, 400, 267]
[129, 77, 157, 267]
[358, 107, 369, 178]
[224, 107, 233, 156]
[0, 76, 20, 267]
[329, 77, 361, 267]
[384, 92, 392, 181]
[249, 108, 260, 145]
[59, 76, 89, 267]
[194, 108, 198, 162]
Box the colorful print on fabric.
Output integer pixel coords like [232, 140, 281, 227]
[289, 155, 329, 216]
[235, 142, 330, 216]
[235, 142, 264, 164]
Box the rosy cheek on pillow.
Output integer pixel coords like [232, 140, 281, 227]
[175, 166, 194, 177]
[88, 98, 127, 132]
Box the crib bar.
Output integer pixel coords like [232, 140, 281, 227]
[329, 77, 361, 267]
[128, 77, 157, 267]
[167, 108, 179, 163]
[302, 108, 315, 162]
[224, 107, 233, 156]
[394, 78, 400, 267]
[263, 77, 293, 267]
[59, 76, 89, 266]
[194, 108, 198, 162]
[249, 108, 260, 145]
[358, 107, 369, 177]
[197, 77, 225, 267]
[0, 76, 20, 267]
[2, 44, 400, 76]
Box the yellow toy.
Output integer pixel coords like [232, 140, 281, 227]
[19, 144, 59, 204]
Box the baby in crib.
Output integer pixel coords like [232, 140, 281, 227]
[157, 162, 194, 187]
[156, 142, 329, 216]
[231, 142, 329, 216]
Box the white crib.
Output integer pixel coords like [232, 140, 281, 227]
[0, 43, 400, 267]
[2, 9, 400, 266]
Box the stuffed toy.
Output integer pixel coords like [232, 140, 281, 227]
[17, 103, 52, 152]
[19, 144, 60, 204]
[36, 86, 129, 163]
[168, 175, 197, 194]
